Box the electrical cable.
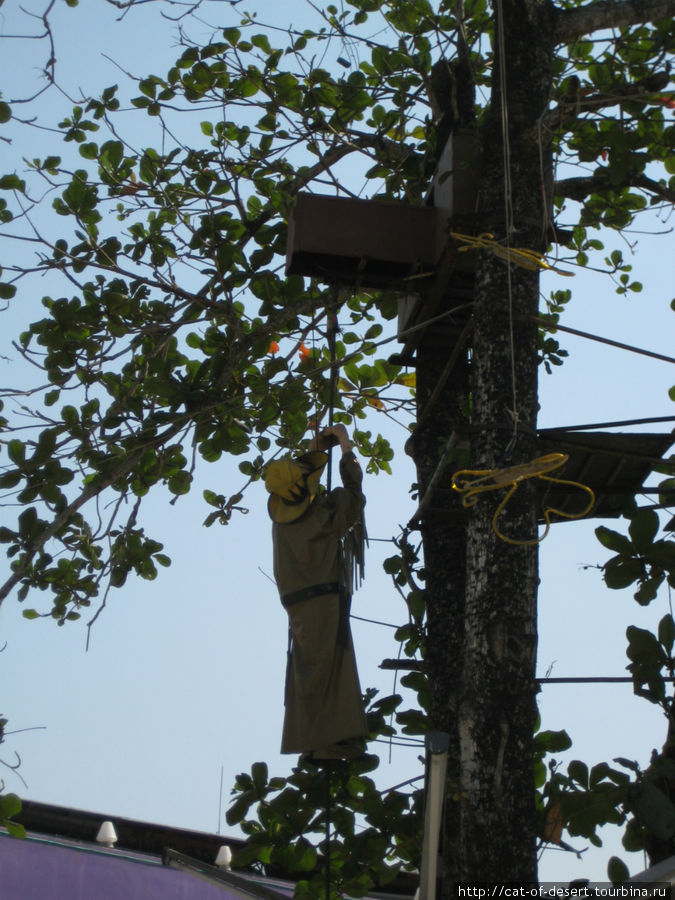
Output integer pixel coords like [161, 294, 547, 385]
[350, 613, 398, 629]
[541, 415, 675, 432]
[527, 315, 675, 365]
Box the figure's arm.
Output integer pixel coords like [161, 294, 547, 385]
[331, 427, 365, 517]
[309, 424, 362, 496]
[309, 426, 364, 522]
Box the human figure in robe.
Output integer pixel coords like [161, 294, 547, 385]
[265, 424, 368, 761]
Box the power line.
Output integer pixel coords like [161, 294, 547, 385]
[374, 736, 425, 748]
[539, 676, 675, 684]
[527, 314, 675, 365]
[351, 613, 398, 629]
[379, 660, 675, 685]
[541, 416, 675, 432]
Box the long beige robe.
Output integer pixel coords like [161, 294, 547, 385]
[272, 451, 368, 756]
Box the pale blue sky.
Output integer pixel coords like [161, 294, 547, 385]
[1, 0, 674, 886]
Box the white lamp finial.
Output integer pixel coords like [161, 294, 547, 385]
[215, 844, 232, 869]
[96, 820, 118, 848]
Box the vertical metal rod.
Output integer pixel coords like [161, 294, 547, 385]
[217, 765, 224, 834]
[419, 732, 450, 900]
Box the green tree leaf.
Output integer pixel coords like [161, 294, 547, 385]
[629, 509, 660, 554]
[607, 855, 630, 884]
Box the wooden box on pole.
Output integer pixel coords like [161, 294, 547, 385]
[286, 193, 441, 288]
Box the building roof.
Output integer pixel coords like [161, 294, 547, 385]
[5, 799, 292, 900]
[15, 799, 239, 867]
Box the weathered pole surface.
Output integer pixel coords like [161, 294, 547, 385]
[410, 0, 557, 891]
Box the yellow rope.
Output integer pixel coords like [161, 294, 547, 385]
[451, 453, 595, 546]
[450, 231, 574, 277]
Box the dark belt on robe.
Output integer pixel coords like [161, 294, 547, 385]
[281, 582, 340, 607]
[281, 581, 351, 648]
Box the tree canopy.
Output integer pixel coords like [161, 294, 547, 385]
[1, 0, 674, 893]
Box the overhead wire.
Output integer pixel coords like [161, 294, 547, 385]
[374, 736, 425, 748]
[291, 300, 672, 398]
[379, 659, 675, 686]
[527, 314, 675, 365]
[351, 613, 398, 629]
[540, 676, 675, 684]
[543, 415, 675, 431]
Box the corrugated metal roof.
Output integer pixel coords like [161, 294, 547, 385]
[422, 430, 674, 525]
[537, 430, 674, 520]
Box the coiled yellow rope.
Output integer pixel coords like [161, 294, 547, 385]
[450, 231, 574, 277]
[451, 452, 595, 546]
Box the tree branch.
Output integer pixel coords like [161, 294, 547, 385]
[347, 130, 424, 167]
[554, 0, 675, 45]
[555, 171, 675, 204]
[0, 449, 147, 608]
[541, 67, 672, 136]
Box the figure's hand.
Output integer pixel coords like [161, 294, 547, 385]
[310, 424, 350, 454]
